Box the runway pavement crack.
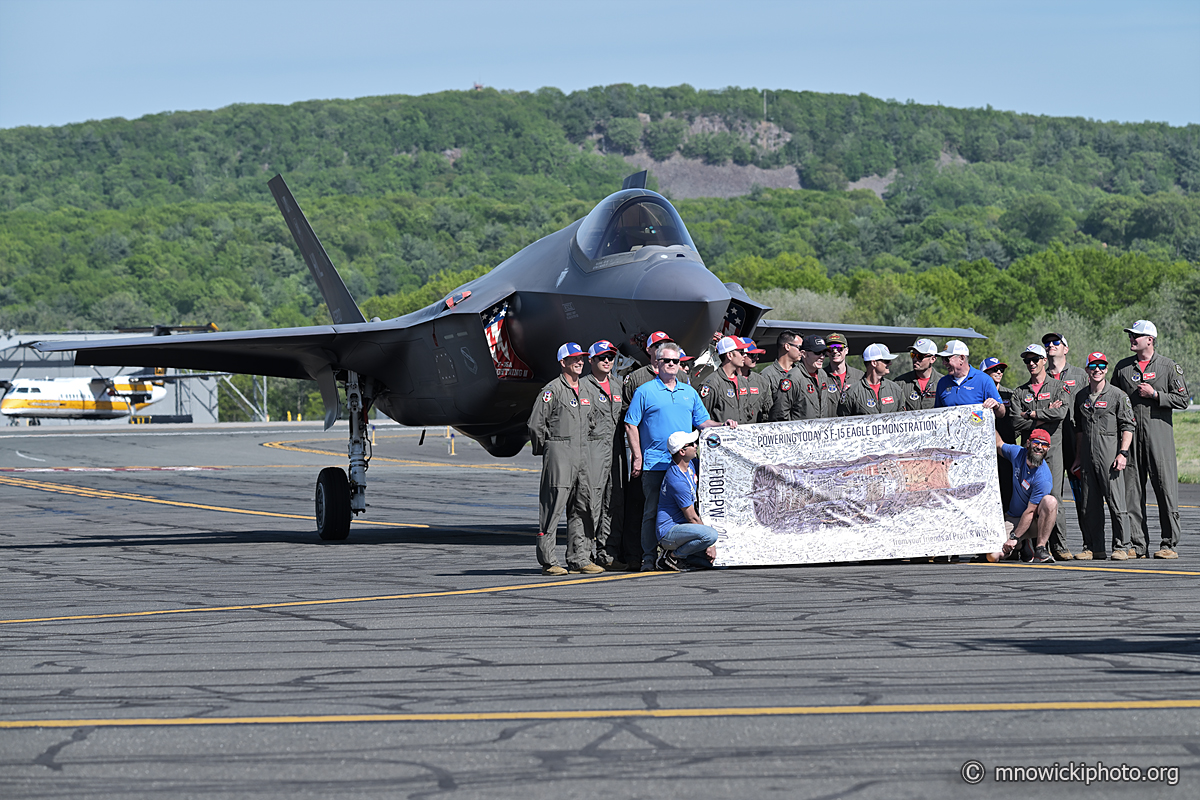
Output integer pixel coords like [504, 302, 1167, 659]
[256, 607, 368, 631]
[32, 727, 92, 772]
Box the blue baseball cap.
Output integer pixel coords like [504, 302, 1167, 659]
[557, 342, 585, 360]
[588, 340, 617, 358]
[980, 357, 1007, 372]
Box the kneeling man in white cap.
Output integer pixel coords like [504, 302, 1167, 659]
[656, 430, 720, 570]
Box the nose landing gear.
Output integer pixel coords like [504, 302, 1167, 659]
[314, 370, 371, 541]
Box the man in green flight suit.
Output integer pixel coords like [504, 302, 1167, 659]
[1071, 351, 1136, 561]
[528, 342, 602, 576]
[698, 336, 753, 424]
[575, 339, 628, 570]
[839, 343, 905, 416]
[1112, 320, 1190, 559]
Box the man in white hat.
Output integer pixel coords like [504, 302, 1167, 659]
[933, 340, 1005, 417]
[1112, 320, 1190, 559]
[895, 338, 942, 411]
[839, 344, 905, 416]
[698, 336, 751, 424]
[655, 430, 720, 571]
[1009, 343, 1072, 559]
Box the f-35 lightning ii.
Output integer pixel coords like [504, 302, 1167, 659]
[38, 171, 983, 540]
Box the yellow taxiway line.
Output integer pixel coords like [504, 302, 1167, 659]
[3, 699, 1199, 730]
[0, 474, 427, 529]
[980, 562, 1200, 576]
[0, 571, 662, 625]
[262, 437, 538, 472]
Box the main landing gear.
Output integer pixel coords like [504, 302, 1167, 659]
[314, 370, 371, 541]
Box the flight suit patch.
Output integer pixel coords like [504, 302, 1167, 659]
[909, 391, 920, 401]
[866, 398, 876, 408]
[1095, 400, 1108, 408]
[749, 387, 759, 394]
[1064, 380, 1075, 387]
[597, 395, 607, 403]
[726, 388, 735, 398]
[569, 398, 578, 407]
[826, 384, 838, 393]
[1143, 372, 1156, 380]
[612, 394, 621, 402]
[1024, 394, 1034, 403]
[580, 398, 590, 405]
[1176, 364, 1184, 375]
[699, 385, 712, 398]
[542, 391, 553, 403]
[807, 385, 815, 394]
[882, 396, 894, 404]
[1038, 393, 1050, 400]
[779, 379, 792, 393]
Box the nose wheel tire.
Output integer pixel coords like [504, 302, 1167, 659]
[315, 467, 351, 540]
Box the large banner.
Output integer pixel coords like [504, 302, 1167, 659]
[698, 405, 1006, 566]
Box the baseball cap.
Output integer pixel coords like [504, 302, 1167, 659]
[716, 336, 748, 355]
[1041, 332, 1068, 347]
[910, 338, 938, 356]
[1029, 428, 1052, 446]
[1125, 320, 1158, 338]
[862, 343, 898, 362]
[588, 340, 617, 358]
[741, 337, 766, 354]
[980, 357, 1007, 372]
[825, 332, 848, 347]
[1087, 352, 1108, 367]
[647, 331, 674, 348]
[557, 342, 585, 360]
[667, 429, 700, 454]
[937, 340, 970, 357]
[1022, 343, 1047, 359]
[801, 334, 829, 353]
[679, 349, 694, 362]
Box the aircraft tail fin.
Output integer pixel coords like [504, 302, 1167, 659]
[268, 175, 366, 326]
[622, 170, 648, 190]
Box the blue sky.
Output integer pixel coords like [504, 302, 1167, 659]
[1, 0, 1196, 129]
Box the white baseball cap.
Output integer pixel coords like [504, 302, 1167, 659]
[910, 338, 938, 356]
[937, 340, 970, 357]
[862, 343, 898, 362]
[1021, 343, 1047, 359]
[716, 336, 748, 355]
[1125, 320, 1158, 338]
[667, 430, 700, 454]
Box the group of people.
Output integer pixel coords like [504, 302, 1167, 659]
[528, 320, 1188, 574]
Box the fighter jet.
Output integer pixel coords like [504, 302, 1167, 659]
[37, 171, 984, 540]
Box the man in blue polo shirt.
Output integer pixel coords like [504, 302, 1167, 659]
[934, 340, 1006, 419]
[626, 341, 734, 571]
[992, 428, 1058, 563]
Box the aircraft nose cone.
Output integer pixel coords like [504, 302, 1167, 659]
[632, 256, 730, 356]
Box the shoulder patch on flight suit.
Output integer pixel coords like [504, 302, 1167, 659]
[1176, 364, 1185, 375]
[699, 385, 712, 398]
[542, 390, 553, 403]
[779, 379, 792, 393]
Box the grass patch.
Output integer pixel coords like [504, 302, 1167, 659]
[1174, 411, 1200, 483]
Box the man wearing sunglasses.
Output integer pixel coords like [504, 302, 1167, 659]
[655, 430, 720, 571]
[777, 334, 840, 420]
[1043, 332, 1090, 555]
[699, 336, 753, 425]
[839, 343, 904, 416]
[993, 428, 1058, 563]
[895, 338, 942, 411]
[529, 342, 602, 575]
[575, 340, 628, 571]
[1112, 320, 1190, 559]
[761, 330, 803, 421]
[1009, 343, 1073, 559]
[823, 332, 864, 403]
[1071, 352, 1135, 561]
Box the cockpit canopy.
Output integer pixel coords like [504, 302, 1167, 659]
[573, 189, 699, 269]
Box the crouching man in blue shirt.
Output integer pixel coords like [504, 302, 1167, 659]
[991, 428, 1058, 564]
[655, 430, 720, 571]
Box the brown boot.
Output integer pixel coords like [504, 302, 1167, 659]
[1074, 550, 1094, 560]
[1110, 550, 1129, 561]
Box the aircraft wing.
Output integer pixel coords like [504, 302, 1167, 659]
[752, 319, 987, 358]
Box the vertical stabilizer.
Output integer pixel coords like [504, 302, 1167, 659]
[268, 175, 366, 326]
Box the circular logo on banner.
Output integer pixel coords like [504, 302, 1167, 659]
[705, 432, 722, 449]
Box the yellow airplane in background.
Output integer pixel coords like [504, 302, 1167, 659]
[1, 369, 225, 424]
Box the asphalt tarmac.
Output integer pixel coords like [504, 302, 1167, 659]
[1, 422, 1197, 799]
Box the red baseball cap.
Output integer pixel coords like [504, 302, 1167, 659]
[1029, 429, 1052, 446]
[647, 331, 673, 347]
[1087, 352, 1108, 366]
